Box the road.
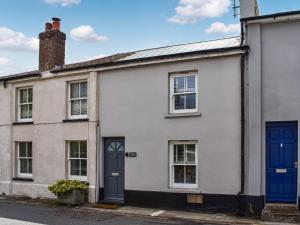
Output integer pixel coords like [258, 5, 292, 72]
[0, 200, 225, 225]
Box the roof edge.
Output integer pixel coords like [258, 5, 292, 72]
[241, 10, 300, 22]
[0, 71, 41, 83]
[51, 45, 248, 73]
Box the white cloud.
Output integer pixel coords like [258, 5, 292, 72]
[169, 0, 231, 24]
[205, 22, 240, 34]
[44, 0, 81, 7]
[0, 57, 14, 67]
[0, 27, 39, 52]
[70, 25, 109, 43]
[83, 54, 106, 61]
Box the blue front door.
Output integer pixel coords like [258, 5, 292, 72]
[266, 122, 298, 203]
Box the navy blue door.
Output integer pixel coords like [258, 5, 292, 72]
[104, 138, 125, 203]
[266, 122, 298, 203]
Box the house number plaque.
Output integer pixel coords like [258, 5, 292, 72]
[125, 152, 137, 157]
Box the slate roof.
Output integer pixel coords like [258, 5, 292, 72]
[0, 70, 41, 82]
[0, 36, 245, 81]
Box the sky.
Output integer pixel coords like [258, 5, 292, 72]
[0, 0, 300, 76]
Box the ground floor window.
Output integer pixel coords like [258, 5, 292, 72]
[169, 141, 197, 188]
[17, 142, 32, 178]
[68, 141, 87, 181]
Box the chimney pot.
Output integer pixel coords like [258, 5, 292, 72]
[45, 22, 52, 31]
[52, 17, 61, 30]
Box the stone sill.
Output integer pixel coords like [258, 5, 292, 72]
[164, 112, 201, 118]
[12, 177, 34, 182]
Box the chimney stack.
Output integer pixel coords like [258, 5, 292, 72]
[39, 17, 66, 72]
[240, 0, 259, 19]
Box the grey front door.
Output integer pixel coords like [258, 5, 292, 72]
[104, 137, 125, 203]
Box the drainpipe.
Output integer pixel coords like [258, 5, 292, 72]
[238, 53, 246, 215]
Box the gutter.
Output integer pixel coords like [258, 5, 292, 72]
[0, 74, 41, 84]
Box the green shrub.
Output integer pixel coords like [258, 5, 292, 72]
[48, 179, 88, 196]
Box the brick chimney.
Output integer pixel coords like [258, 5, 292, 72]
[39, 17, 66, 71]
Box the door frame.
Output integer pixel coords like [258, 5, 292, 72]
[265, 121, 298, 204]
[103, 136, 125, 204]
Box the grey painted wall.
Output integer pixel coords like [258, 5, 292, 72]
[245, 19, 300, 199]
[98, 55, 242, 195]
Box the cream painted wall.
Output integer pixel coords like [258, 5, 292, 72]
[0, 72, 98, 201]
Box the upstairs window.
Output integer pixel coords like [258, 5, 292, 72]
[18, 87, 33, 122]
[68, 81, 88, 119]
[17, 142, 33, 178]
[170, 73, 198, 114]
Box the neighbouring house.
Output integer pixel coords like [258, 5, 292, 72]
[0, 0, 299, 218]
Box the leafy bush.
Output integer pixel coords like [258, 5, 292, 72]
[48, 179, 88, 196]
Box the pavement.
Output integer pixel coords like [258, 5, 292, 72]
[0, 196, 297, 225]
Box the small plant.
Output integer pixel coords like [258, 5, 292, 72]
[48, 179, 88, 196]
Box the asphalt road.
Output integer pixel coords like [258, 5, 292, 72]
[0, 200, 223, 225]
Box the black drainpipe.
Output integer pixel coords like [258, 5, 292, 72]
[238, 53, 245, 215]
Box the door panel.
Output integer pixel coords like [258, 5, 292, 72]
[266, 122, 298, 203]
[104, 138, 125, 202]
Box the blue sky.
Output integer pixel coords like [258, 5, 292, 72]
[0, 0, 300, 76]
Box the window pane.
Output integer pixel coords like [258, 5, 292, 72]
[20, 105, 28, 119]
[28, 104, 32, 119]
[27, 143, 32, 157]
[186, 144, 195, 163]
[80, 159, 87, 176]
[186, 76, 195, 92]
[80, 82, 87, 98]
[174, 95, 185, 110]
[186, 165, 196, 184]
[174, 77, 185, 93]
[80, 142, 87, 158]
[174, 165, 184, 183]
[19, 143, 27, 157]
[20, 159, 28, 173]
[70, 142, 79, 158]
[20, 89, 27, 104]
[186, 94, 196, 109]
[27, 88, 33, 103]
[70, 159, 80, 176]
[71, 100, 81, 115]
[70, 83, 79, 99]
[174, 144, 184, 163]
[28, 159, 32, 174]
[81, 99, 87, 115]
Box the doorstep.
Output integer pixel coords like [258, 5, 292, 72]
[78, 204, 297, 225]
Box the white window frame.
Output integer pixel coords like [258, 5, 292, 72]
[169, 73, 198, 114]
[169, 141, 198, 189]
[18, 87, 33, 122]
[68, 80, 88, 119]
[68, 141, 88, 181]
[17, 142, 33, 178]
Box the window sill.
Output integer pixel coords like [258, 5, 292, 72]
[165, 112, 201, 118]
[63, 118, 89, 123]
[12, 177, 34, 182]
[13, 121, 34, 125]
